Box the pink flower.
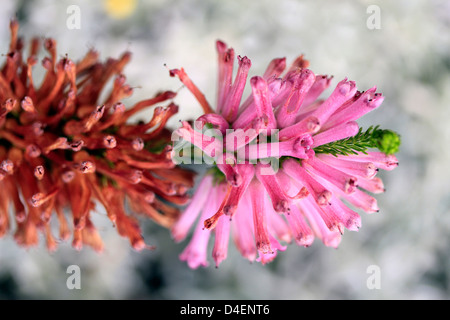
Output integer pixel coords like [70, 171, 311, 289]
[170, 40, 399, 268]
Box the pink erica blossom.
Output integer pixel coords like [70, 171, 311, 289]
[170, 40, 399, 268]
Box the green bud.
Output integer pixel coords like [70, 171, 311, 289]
[372, 129, 401, 155]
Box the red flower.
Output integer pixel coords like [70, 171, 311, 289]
[0, 20, 194, 251]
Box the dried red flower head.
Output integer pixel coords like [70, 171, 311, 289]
[0, 20, 194, 252]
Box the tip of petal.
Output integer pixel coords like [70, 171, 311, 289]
[323, 232, 342, 248]
[238, 55, 252, 70]
[216, 40, 228, 52]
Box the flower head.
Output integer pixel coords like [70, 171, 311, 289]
[170, 40, 400, 268]
[0, 20, 193, 252]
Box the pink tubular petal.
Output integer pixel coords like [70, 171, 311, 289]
[373, 154, 399, 171]
[216, 40, 235, 114]
[299, 196, 342, 248]
[357, 177, 385, 194]
[231, 105, 258, 131]
[179, 183, 220, 269]
[171, 175, 213, 242]
[304, 195, 343, 234]
[217, 163, 242, 187]
[225, 127, 260, 155]
[269, 77, 295, 109]
[267, 207, 292, 243]
[212, 185, 232, 267]
[221, 164, 255, 217]
[322, 87, 384, 131]
[288, 204, 315, 247]
[276, 69, 316, 128]
[256, 251, 278, 265]
[245, 141, 278, 160]
[278, 116, 321, 141]
[329, 196, 362, 231]
[231, 195, 257, 262]
[259, 234, 287, 263]
[282, 159, 332, 206]
[328, 152, 399, 171]
[174, 121, 223, 159]
[317, 154, 378, 179]
[250, 76, 277, 130]
[294, 99, 323, 119]
[276, 170, 310, 200]
[310, 78, 357, 125]
[222, 55, 252, 122]
[304, 156, 358, 194]
[179, 232, 210, 269]
[301, 75, 333, 108]
[233, 77, 289, 129]
[275, 169, 293, 195]
[212, 215, 231, 268]
[256, 163, 291, 214]
[279, 134, 313, 158]
[196, 113, 230, 134]
[256, 232, 287, 265]
[247, 134, 312, 160]
[249, 180, 273, 254]
[204, 164, 255, 231]
[342, 189, 379, 213]
[263, 57, 287, 80]
[312, 121, 359, 148]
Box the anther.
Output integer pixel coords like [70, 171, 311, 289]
[80, 161, 96, 174]
[103, 135, 117, 149]
[34, 165, 44, 180]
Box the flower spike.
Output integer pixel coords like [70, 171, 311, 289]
[0, 20, 194, 252]
[170, 39, 400, 268]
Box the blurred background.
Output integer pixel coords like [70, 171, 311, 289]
[0, 0, 449, 299]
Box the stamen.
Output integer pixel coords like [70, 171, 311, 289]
[0, 98, 16, 117]
[84, 105, 105, 132]
[103, 135, 117, 149]
[42, 137, 69, 154]
[0, 159, 14, 174]
[62, 170, 75, 183]
[30, 188, 59, 207]
[26, 144, 41, 158]
[79, 161, 96, 174]
[34, 165, 44, 180]
[170, 68, 214, 114]
[70, 140, 85, 152]
[131, 137, 144, 151]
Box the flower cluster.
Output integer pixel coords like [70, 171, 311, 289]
[0, 20, 193, 252]
[170, 40, 400, 268]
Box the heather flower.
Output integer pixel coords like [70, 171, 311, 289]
[170, 40, 400, 268]
[0, 20, 193, 252]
